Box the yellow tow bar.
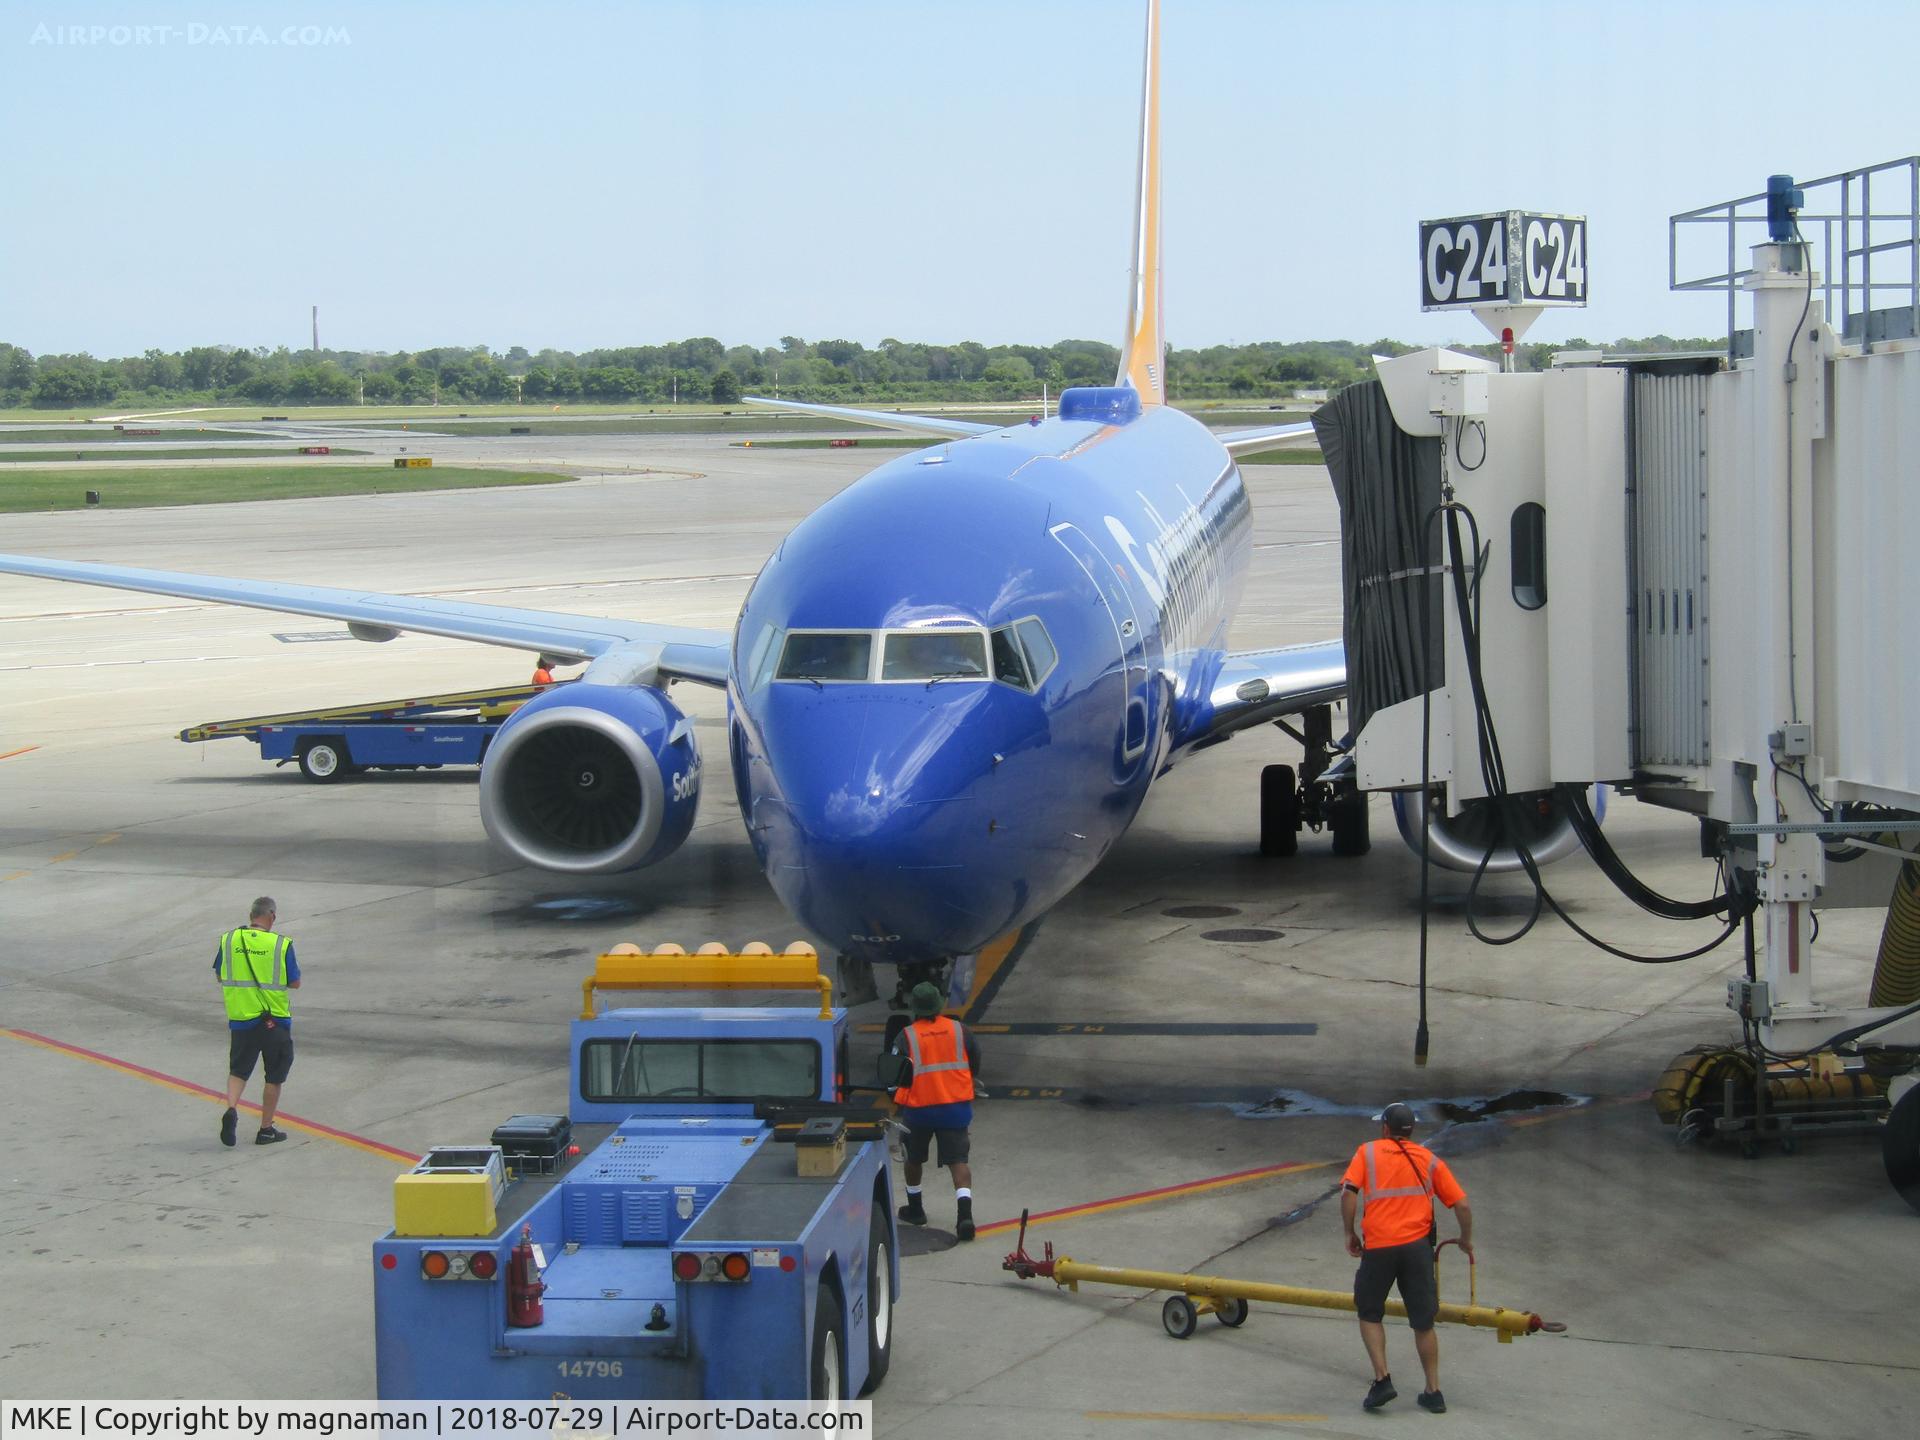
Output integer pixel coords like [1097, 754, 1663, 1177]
[1002, 1210, 1565, 1343]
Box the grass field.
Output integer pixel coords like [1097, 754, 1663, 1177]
[0, 465, 573, 513]
[0, 425, 260, 442]
[1237, 447, 1325, 465]
[0, 447, 368, 464]
[0, 400, 1317, 427]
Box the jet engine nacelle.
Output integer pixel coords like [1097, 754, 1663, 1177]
[1391, 786, 1606, 874]
[480, 683, 701, 874]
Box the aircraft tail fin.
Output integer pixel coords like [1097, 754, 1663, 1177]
[1115, 0, 1165, 406]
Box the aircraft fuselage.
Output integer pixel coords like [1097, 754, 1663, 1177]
[725, 401, 1252, 967]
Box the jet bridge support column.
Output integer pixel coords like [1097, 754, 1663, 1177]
[1740, 243, 1830, 1045]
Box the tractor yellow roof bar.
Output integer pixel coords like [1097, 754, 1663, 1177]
[582, 943, 831, 1020]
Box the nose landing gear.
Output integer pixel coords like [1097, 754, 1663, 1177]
[1264, 705, 1371, 858]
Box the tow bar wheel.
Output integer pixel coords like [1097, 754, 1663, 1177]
[1216, 1296, 1250, 1327]
[1162, 1295, 1199, 1339]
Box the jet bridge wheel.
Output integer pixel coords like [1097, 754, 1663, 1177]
[1260, 764, 1300, 857]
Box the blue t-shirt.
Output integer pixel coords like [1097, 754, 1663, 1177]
[214, 939, 300, 1031]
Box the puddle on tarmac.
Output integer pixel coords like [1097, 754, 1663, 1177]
[504, 896, 646, 923]
[1250, 1088, 1586, 1230]
[1164, 904, 1242, 919]
[1200, 927, 1287, 943]
[896, 1226, 959, 1257]
[1233, 1087, 1585, 1124]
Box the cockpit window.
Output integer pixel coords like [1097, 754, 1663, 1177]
[990, 627, 1031, 689]
[882, 630, 988, 682]
[745, 623, 782, 691]
[1015, 617, 1058, 685]
[777, 632, 872, 682]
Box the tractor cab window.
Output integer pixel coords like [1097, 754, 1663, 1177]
[777, 631, 872, 682]
[581, 1036, 821, 1102]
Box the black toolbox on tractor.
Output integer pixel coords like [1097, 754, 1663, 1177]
[489, 1114, 572, 1175]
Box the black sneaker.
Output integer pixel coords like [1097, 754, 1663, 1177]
[1363, 1376, 1397, 1411]
[220, 1107, 238, 1147]
[897, 1198, 927, 1226]
[255, 1126, 287, 1145]
[955, 1215, 976, 1242]
[1417, 1390, 1446, 1414]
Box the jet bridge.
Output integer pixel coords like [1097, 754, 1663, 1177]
[1326, 159, 1920, 1201]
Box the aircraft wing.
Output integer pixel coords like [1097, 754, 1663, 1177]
[1193, 639, 1347, 743]
[1214, 421, 1318, 458]
[743, 395, 999, 440]
[0, 553, 732, 685]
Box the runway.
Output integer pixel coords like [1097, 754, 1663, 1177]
[0, 430, 1912, 1436]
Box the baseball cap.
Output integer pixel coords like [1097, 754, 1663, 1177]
[908, 982, 944, 1018]
[1371, 1102, 1418, 1135]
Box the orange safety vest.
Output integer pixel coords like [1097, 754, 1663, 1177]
[894, 1016, 974, 1108]
[1352, 1139, 1439, 1249]
[532, 666, 554, 686]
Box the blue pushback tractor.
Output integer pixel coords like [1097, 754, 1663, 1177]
[371, 948, 900, 1401]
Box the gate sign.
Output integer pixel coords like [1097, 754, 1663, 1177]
[1419, 211, 1587, 310]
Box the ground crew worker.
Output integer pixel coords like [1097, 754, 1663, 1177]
[890, 982, 982, 1241]
[1339, 1102, 1472, 1415]
[532, 657, 556, 686]
[213, 896, 301, 1147]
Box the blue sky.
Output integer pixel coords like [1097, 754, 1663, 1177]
[4, 0, 1916, 357]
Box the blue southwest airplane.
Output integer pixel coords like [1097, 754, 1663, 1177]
[0, 2, 1454, 1002]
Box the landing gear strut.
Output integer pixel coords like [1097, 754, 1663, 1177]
[1264, 706, 1370, 857]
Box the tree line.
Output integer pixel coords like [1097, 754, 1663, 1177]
[0, 333, 1721, 410]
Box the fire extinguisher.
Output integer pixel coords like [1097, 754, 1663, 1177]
[508, 1223, 545, 1328]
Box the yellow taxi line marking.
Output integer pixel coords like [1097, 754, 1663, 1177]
[2, 871, 29, 883]
[956, 927, 1021, 1014]
[0, 745, 41, 762]
[46, 833, 121, 865]
[1088, 1413, 1329, 1425]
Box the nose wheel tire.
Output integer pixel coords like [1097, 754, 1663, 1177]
[1329, 790, 1371, 856]
[1260, 764, 1300, 857]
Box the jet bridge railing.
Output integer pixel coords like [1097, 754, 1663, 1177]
[1670, 155, 1920, 352]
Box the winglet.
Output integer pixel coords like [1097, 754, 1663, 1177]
[1116, 0, 1164, 406]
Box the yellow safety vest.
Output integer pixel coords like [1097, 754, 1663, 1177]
[220, 927, 292, 1023]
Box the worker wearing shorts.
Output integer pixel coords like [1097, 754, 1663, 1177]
[213, 897, 302, 1148]
[1340, 1103, 1473, 1415]
[890, 982, 982, 1240]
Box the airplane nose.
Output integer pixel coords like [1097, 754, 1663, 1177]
[757, 686, 1005, 951]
